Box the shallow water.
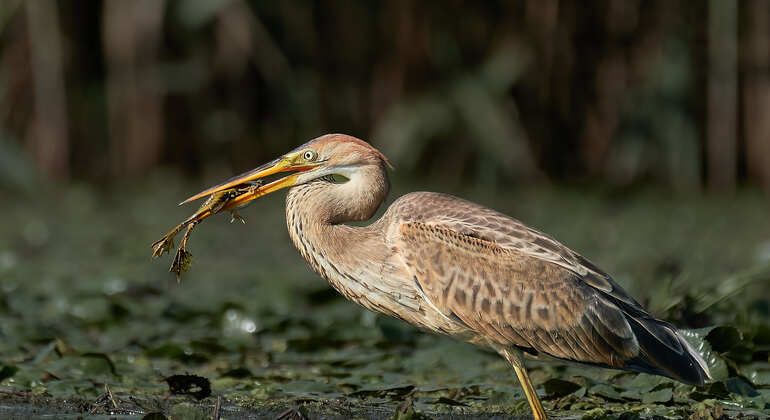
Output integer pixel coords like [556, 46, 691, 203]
[1, 179, 769, 418]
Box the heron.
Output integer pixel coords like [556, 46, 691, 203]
[168, 134, 710, 419]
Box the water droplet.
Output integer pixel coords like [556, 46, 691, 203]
[222, 309, 259, 336]
[226, 309, 238, 322]
[240, 319, 257, 333]
[103, 276, 127, 295]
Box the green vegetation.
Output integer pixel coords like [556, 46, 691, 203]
[1, 179, 768, 418]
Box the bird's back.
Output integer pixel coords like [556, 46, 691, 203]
[381, 191, 710, 385]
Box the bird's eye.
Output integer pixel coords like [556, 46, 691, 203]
[302, 150, 317, 161]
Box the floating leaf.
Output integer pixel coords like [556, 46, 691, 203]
[641, 387, 673, 404]
[221, 367, 253, 379]
[79, 353, 118, 376]
[146, 343, 208, 364]
[680, 328, 730, 380]
[724, 377, 759, 397]
[350, 384, 415, 399]
[168, 402, 210, 420]
[743, 363, 770, 386]
[434, 396, 468, 406]
[44, 354, 117, 382]
[588, 384, 623, 401]
[725, 343, 756, 364]
[542, 378, 582, 398]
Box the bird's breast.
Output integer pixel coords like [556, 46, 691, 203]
[284, 189, 473, 339]
[288, 222, 462, 335]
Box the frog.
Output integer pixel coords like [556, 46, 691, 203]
[151, 181, 263, 282]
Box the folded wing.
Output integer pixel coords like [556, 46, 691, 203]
[388, 192, 709, 385]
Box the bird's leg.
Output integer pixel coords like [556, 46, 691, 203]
[498, 348, 547, 420]
[512, 361, 547, 420]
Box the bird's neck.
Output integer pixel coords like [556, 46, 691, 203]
[284, 164, 390, 288]
[286, 163, 389, 224]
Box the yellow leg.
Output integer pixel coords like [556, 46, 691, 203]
[499, 348, 547, 420]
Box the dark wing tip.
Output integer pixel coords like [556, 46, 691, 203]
[625, 317, 711, 386]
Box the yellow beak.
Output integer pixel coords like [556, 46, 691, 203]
[180, 154, 314, 207]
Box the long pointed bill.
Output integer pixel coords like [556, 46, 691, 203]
[180, 156, 312, 205]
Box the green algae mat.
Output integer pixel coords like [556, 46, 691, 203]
[1, 179, 769, 419]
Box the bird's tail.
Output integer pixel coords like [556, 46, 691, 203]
[624, 316, 711, 386]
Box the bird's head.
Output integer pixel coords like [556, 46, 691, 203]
[181, 134, 392, 207]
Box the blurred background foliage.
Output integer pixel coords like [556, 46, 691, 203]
[0, 0, 768, 192]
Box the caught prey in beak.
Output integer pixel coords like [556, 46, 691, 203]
[151, 149, 321, 281]
[151, 181, 263, 281]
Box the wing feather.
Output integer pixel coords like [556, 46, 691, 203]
[394, 219, 638, 367]
[385, 192, 710, 384]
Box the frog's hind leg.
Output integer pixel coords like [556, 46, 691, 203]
[170, 221, 199, 282]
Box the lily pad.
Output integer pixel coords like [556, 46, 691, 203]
[680, 328, 730, 380]
[588, 384, 623, 401]
[724, 377, 759, 397]
[543, 378, 583, 398]
[641, 387, 673, 404]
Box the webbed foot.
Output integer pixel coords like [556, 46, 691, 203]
[168, 221, 198, 282]
[170, 247, 192, 283]
[151, 230, 178, 258]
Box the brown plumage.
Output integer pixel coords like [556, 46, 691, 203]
[176, 134, 710, 419]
